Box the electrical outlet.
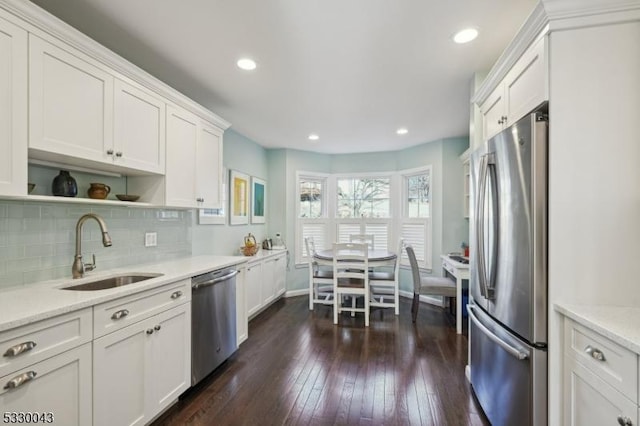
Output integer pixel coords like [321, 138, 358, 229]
[145, 232, 157, 247]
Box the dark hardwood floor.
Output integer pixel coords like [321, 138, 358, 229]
[153, 296, 490, 426]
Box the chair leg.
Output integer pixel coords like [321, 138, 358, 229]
[333, 292, 339, 324]
[412, 293, 419, 323]
[351, 296, 356, 317]
[394, 285, 399, 316]
[365, 291, 370, 327]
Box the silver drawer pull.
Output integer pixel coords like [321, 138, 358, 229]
[171, 291, 183, 299]
[585, 345, 606, 361]
[146, 329, 154, 335]
[111, 309, 130, 320]
[4, 371, 37, 390]
[618, 415, 633, 426]
[3, 341, 37, 357]
[154, 325, 161, 331]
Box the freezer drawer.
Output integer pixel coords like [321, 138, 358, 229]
[469, 304, 547, 426]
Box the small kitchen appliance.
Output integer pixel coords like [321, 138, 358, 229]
[272, 232, 286, 249]
[262, 239, 273, 250]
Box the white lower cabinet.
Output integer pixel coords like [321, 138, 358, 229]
[245, 250, 288, 319]
[0, 343, 92, 426]
[236, 266, 248, 346]
[93, 303, 190, 426]
[563, 317, 639, 426]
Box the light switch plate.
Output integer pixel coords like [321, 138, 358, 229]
[145, 232, 157, 247]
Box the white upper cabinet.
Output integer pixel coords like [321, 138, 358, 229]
[113, 79, 166, 174]
[480, 35, 548, 141]
[196, 122, 223, 209]
[28, 34, 114, 165]
[164, 105, 223, 209]
[165, 105, 198, 207]
[0, 15, 27, 196]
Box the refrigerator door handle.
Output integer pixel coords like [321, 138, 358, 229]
[476, 154, 496, 299]
[468, 304, 529, 360]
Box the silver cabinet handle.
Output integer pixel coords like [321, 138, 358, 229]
[146, 329, 154, 335]
[171, 291, 183, 299]
[585, 345, 606, 361]
[106, 149, 114, 155]
[111, 309, 130, 320]
[4, 371, 37, 390]
[3, 341, 37, 357]
[154, 325, 161, 331]
[618, 415, 633, 426]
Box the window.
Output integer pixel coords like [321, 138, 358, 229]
[297, 173, 329, 263]
[295, 167, 432, 269]
[337, 177, 390, 218]
[400, 167, 432, 269]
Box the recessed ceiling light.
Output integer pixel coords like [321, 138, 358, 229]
[396, 128, 408, 135]
[453, 28, 479, 44]
[237, 58, 257, 70]
[308, 134, 319, 141]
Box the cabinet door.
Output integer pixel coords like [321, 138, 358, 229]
[196, 122, 223, 208]
[0, 343, 92, 426]
[274, 254, 286, 297]
[236, 267, 248, 345]
[147, 304, 190, 415]
[246, 262, 263, 317]
[114, 79, 166, 174]
[564, 355, 637, 426]
[480, 85, 505, 141]
[29, 35, 114, 163]
[505, 36, 547, 124]
[93, 317, 149, 426]
[165, 105, 197, 207]
[0, 16, 27, 196]
[262, 258, 277, 305]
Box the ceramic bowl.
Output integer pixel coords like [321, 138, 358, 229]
[115, 194, 140, 202]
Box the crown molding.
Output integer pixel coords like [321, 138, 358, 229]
[0, 0, 231, 130]
[472, 0, 640, 106]
[472, 3, 549, 105]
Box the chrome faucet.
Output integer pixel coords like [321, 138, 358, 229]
[72, 213, 112, 279]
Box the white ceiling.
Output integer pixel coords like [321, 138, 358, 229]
[29, 0, 537, 154]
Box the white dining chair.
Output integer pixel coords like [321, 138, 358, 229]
[349, 234, 375, 250]
[305, 237, 333, 310]
[333, 242, 370, 326]
[369, 239, 403, 315]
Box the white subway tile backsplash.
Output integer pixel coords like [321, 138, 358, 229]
[0, 200, 193, 288]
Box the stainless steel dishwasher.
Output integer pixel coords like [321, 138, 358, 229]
[191, 267, 239, 385]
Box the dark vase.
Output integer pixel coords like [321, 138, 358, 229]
[52, 170, 78, 197]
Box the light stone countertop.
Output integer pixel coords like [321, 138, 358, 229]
[554, 303, 640, 354]
[0, 255, 249, 333]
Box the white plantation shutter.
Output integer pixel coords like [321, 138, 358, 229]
[401, 222, 430, 269]
[337, 223, 361, 243]
[300, 221, 328, 260]
[364, 223, 389, 250]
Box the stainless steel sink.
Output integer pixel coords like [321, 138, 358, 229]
[61, 273, 163, 291]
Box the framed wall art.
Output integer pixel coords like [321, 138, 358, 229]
[230, 170, 250, 225]
[251, 177, 266, 224]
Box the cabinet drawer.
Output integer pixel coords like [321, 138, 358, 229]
[564, 319, 637, 401]
[0, 308, 92, 378]
[94, 279, 190, 338]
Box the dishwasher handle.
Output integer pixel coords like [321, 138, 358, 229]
[192, 269, 238, 290]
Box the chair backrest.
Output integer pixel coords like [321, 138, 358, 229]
[304, 236, 317, 258]
[349, 234, 374, 250]
[333, 242, 369, 284]
[405, 245, 422, 293]
[394, 239, 404, 281]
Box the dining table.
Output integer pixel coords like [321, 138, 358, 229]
[313, 249, 397, 267]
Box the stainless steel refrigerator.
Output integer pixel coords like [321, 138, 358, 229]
[468, 106, 548, 426]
